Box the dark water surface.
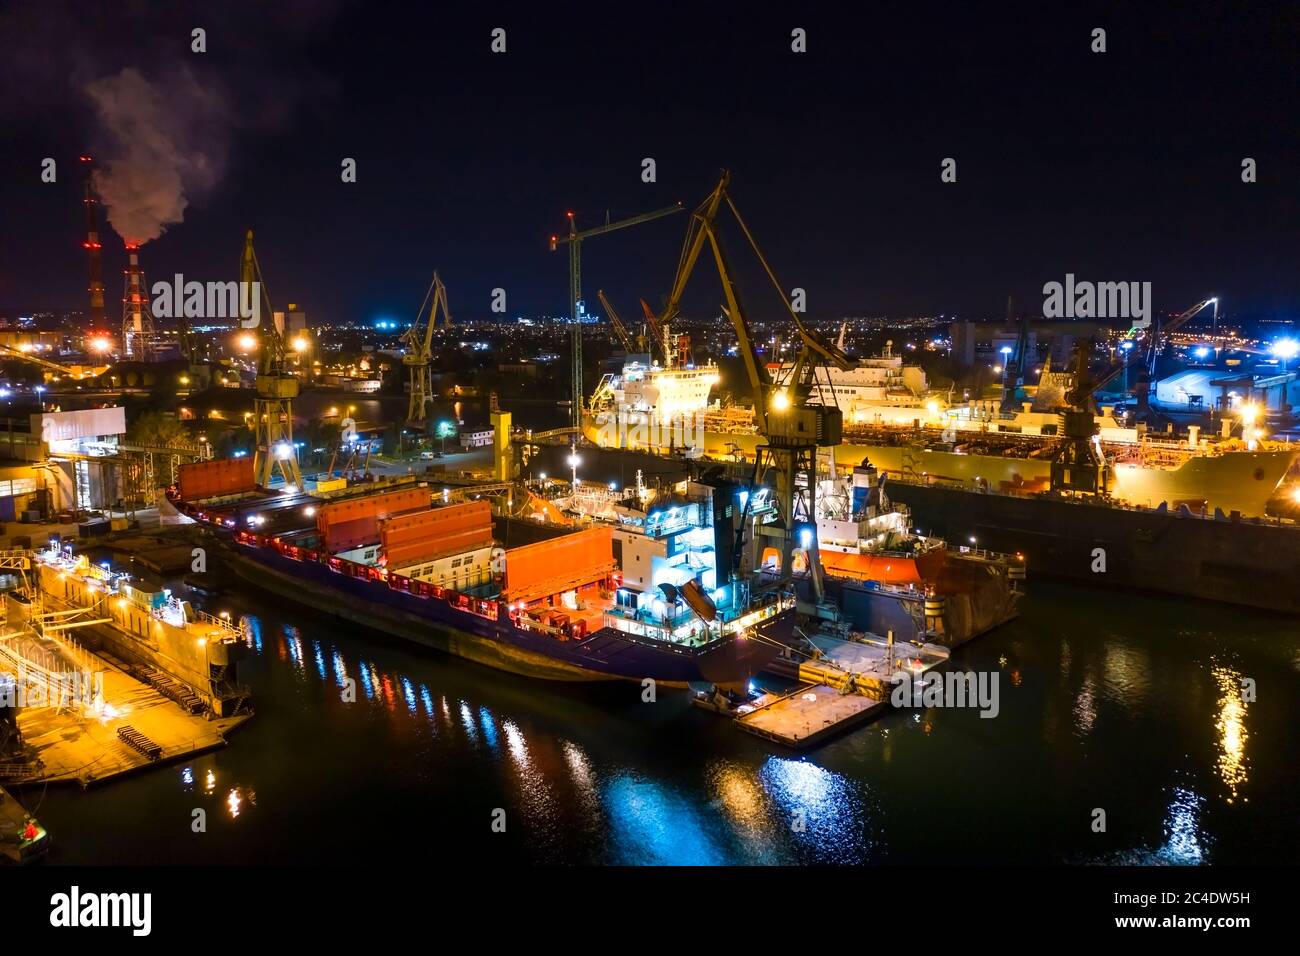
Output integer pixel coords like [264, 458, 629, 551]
[21, 578, 1300, 865]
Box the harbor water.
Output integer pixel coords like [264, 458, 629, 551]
[18, 577, 1300, 865]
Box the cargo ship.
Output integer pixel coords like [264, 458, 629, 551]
[173, 458, 795, 684]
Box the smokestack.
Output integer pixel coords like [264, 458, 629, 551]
[122, 242, 148, 358]
[80, 156, 106, 327]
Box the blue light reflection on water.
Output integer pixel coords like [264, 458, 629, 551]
[36, 577, 1292, 866]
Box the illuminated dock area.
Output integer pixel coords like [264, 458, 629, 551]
[735, 685, 888, 749]
[10, 647, 250, 786]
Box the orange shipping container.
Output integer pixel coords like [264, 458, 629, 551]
[380, 501, 491, 548]
[502, 526, 614, 603]
[323, 516, 384, 553]
[178, 457, 254, 501]
[385, 529, 494, 569]
[317, 487, 430, 546]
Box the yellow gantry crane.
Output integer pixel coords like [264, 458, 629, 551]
[402, 272, 453, 427]
[241, 231, 303, 489]
[655, 170, 852, 602]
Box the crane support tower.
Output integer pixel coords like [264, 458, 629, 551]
[550, 202, 684, 429]
[242, 231, 303, 489]
[402, 271, 453, 427]
[656, 171, 852, 604]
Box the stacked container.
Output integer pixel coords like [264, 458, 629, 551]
[316, 486, 431, 552]
[381, 500, 493, 568]
[177, 457, 256, 501]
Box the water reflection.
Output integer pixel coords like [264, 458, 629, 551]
[1212, 666, 1249, 802]
[605, 774, 725, 865]
[757, 757, 875, 864]
[1100, 642, 1150, 705]
[1158, 786, 1207, 865]
[458, 700, 477, 742]
[1073, 678, 1097, 738]
[479, 706, 499, 752]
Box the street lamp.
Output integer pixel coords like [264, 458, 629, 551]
[1119, 340, 1134, 397]
[436, 419, 455, 455]
[999, 346, 1012, 389]
[567, 447, 581, 487]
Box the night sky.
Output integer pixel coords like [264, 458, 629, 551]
[2, 0, 1297, 324]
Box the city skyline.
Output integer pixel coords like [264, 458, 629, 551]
[2, 2, 1297, 325]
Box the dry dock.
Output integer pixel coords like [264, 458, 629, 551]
[6, 650, 250, 787]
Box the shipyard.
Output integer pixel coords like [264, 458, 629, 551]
[0, 0, 1295, 932]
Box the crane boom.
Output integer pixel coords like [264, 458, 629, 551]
[658, 171, 844, 602]
[0, 344, 108, 381]
[595, 290, 638, 354]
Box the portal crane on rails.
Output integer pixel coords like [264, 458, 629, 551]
[402, 271, 453, 428]
[656, 171, 852, 604]
[241, 231, 303, 489]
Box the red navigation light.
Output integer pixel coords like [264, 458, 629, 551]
[566, 211, 573, 218]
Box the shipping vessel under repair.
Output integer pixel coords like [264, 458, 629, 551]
[173, 458, 795, 684]
[887, 477, 1300, 614]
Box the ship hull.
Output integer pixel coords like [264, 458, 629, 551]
[219, 539, 790, 684]
[583, 414, 1295, 518]
[885, 480, 1300, 614]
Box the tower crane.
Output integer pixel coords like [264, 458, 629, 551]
[595, 290, 641, 355]
[402, 271, 453, 427]
[241, 231, 303, 489]
[549, 202, 685, 429]
[656, 171, 852, 603]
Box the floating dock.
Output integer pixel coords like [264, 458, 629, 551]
[734, 685, 888, 748]
[700, 631, 952, 749]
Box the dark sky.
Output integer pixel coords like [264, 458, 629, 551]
[2, 0, 1297, 325]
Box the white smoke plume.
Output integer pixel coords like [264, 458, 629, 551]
[85, 67, 229, 246]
